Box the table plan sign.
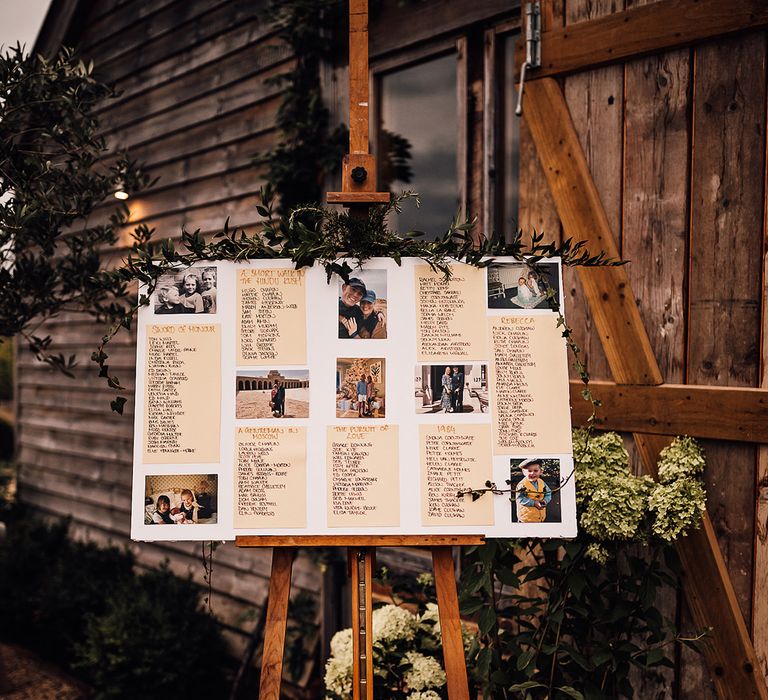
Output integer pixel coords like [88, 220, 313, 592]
[130, 257, 576, 540]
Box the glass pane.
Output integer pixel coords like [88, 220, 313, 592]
[378, 53, 458, 238]
[499, 34, 520, 237]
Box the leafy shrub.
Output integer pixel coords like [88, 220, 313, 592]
[75, 565, 228, 699]
[0, 518, 229, 698]
[0, 518, 134, 665]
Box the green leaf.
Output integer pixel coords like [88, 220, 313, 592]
[516, 649, 535, 672]
[110, 396, 127, 414]
[478, 605, 497, 635]
[557, 686, 585, 700]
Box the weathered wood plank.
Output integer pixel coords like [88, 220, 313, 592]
[686, 30, 766, 643]
[515, 0, 768, 79]
[569, 380, 768, 442]
[370, 0, 512, 58]
[562, 0, 623, 384]
[757, 244, 768, 686]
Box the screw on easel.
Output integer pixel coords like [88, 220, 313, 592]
[351, 166, 368, 183]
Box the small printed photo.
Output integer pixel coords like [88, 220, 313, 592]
[509, 458, 561, 524]
[336, 358, 386, 418]
[338, 269, 388, 339]
[415, 364, 489, 415]
[236, 369, 309, 419]
[144, 474, 218, 525]
[153, 265, 217, 314]
[487, 261, 560, 310]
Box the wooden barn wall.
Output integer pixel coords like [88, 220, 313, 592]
[516, 1, 768, 696]
[13, 0, 768, 695]
[15, 0, 320, 689]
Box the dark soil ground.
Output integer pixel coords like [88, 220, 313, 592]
[0, 643, 90, 699]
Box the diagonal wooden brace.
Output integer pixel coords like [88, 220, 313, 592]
[523, 76, 768, 700]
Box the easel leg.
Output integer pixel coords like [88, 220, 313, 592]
[432, 546, 470, 700]
[349, 547, 374, 700]
[259, 547, 295, 700]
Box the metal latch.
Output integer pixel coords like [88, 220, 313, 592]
[515, 1, 541, 116]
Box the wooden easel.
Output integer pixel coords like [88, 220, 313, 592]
[236, 2, 481, 698]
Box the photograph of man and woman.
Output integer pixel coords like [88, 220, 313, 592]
[336, 358, 385, 418]
[144, 475, 218, 525]
[235, 369, 309, 419]
[338, 270, 387, 339]
[415, 364, 489, 414]
[487, 261, 560, 310]
[510, 458, 561, 524]
[153, 265, 217, 314]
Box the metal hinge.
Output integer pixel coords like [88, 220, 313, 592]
[516, 1, 542, 117]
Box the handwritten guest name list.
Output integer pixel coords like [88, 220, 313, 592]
[143, 324, 220, 463]
[234, 426, 306, 528]
[326, 425, 399, 527]
[236, 268, 306, 365]
[420, 424, 493, 526]
[414, 265, 488, 361]
[489, 316, 572, 454]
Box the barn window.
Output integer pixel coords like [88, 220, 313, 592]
[374, 48, 462, 238]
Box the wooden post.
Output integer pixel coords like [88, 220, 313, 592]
[432, 547, 470, 700]
[522, 74, 768, 700]
[350, 547, 374, 700]
[258, 547, 295, 700]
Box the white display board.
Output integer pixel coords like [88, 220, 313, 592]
[130, 257, 576, 540]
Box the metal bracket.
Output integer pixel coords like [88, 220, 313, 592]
[515, 1, 542, 117]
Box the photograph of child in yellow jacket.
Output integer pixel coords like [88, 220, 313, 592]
[514, 458, 553, 523]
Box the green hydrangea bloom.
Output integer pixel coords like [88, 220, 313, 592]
[656, 435, 706, 484]
[650, 477, 707, 541]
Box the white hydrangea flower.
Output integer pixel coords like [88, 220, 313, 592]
[656, 436, 706, 484]
[373, 604, 418, 643]
[403, 651, 447, 691]
[418, 602, 441, 635]
[324, 655, 353, 699]
[407, 691, 442, 700]
[330, 627, 354, 666]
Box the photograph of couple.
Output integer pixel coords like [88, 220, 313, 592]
[487, 261, 560, 310]
[415, 364, 489, 414]
[153, 265, 217, 315]
[235, 369, 310, 419]
[338, 270, 387, 339]
[143, 475, 218, 525]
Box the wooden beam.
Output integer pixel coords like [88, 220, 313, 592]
[235, 535, 485, 547]
[515, 0, 768, 79]
[525, 76, 768, 700]
[569, 380, 768, 443]
[349, 0, 370, 154]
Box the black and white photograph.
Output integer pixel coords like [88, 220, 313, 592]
[144, 474, 218, 525]
[153, 266, 217, 314]
[338, 270, 388, 339]
[414, 364, 489, 414]
[509, 458, 561, 524]
[487, 261, 560, 310]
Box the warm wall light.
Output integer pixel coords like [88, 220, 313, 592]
[114, 178, 129, 200]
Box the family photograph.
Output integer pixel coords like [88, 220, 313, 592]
[235, 369, 310, 419]
[338, 269, 388, 339]
[153, 265, 217, 315]
[144, 475, 218, 525]
[487, 261, 560, 310]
